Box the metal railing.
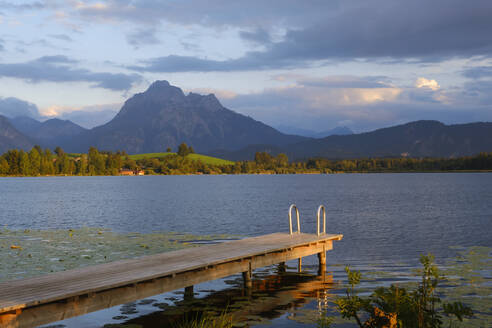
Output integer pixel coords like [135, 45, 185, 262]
[288, 204, 301, 235]
[317, 205, 326, 236]
[288, 204, 326, 236]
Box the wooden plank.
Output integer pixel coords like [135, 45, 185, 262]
[0, 232, 342, 328]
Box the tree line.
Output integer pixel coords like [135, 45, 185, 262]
[0, 146, 124, 176]
[1, 145, 492, 176]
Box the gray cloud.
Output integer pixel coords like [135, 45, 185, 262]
[463, 66, 492, 79]
[0, 38, 4, 51]
[49, 34, 73, 42]
[36, 55, 77, 64]
[180, 41, 200, 52]
[461, 80, 492, 106]
[270, 0, 492, 61]
[76, 0, 492, 72]
[239, 28, 272, 46]
[7, 1, 489, 71]
[0, 1, 44, 10]
[0, 56, 141, 91]
[72, 0, 336, 28]
[0, 97, 41, 118]
[6, 1, 492, 66]
[129, 52, 304, 72]
[460, 65, 492, 105]
[126, 28, 160, 48]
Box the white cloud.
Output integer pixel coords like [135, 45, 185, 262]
[415, 77, 440, 90]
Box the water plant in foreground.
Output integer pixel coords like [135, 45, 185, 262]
[172, 310, 233, 328]
[335, 254, 473, 328]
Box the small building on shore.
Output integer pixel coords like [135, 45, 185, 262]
[119, 169, 145, 176]
[120, 169, 135, 176]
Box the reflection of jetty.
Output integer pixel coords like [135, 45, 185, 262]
[0, 205, 342, 328]
[125, 272, 335, 326]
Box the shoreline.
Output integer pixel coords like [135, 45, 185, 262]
[1, 169, 492, 178]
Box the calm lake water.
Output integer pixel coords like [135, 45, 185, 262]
[1, 174, 491, 327]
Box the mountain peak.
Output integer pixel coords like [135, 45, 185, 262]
[187, 92, 222, 112]
[148, 80, 170, 89]
[143, 80, 185, 101]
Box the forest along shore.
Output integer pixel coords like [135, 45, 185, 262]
[1, 144, 492, 176]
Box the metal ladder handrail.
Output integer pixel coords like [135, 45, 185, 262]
[288, 204, 301, 235]
[317, 205, 326, 236]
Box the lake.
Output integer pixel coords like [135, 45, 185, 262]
[1, 173, 491, 327]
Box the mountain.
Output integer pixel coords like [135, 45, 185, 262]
[66, 81, 307, 153]
[317, 126, 353, 137]
[276, 125, 353, 138]
[0, 115, 34, 154]
[9, 116, 87, 148]
[7, 116, 42, 134]
[235, 120, 492, 160]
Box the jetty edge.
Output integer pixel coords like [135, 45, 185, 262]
[0, 231, 342, 327]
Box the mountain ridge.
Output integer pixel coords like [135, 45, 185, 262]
[9, 116, 87, 148]
[0, 115, 34, 154]
[275, 125, 353, 138]
[64, 80, 308, 153]
[211, 120, 492, 160]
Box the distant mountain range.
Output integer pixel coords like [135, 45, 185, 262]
[1, 80, 491, 160]
[9, 116, 87, 148]
[219, 120, 492, 160]
[275, 125, 353, 138]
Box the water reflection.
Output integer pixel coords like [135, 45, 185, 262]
[108, 266, 336, 327]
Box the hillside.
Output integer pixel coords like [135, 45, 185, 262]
[213, 120, 492, 160]
[9, 116, 87, 148]
[65, 81, 307, 154]
[290, 120, 492, 159]
[0, 115, 34, 154]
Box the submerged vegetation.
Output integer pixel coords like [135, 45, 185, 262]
[1, 144, 492, 176]
[0, 227, 232, 282]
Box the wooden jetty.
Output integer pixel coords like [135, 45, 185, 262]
[0, 205, 342, 328]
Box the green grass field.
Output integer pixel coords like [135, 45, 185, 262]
[66, 152, 234, 165]
[128, 152, 234, 165]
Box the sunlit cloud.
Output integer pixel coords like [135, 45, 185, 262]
[415, 77, 440, 91]
[73, 2, 107, 10]
[41, 105, 66, 116]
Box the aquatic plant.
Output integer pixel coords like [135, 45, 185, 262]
[172, 311, 233, 328]
[336, 254, 473, 328]
[0, 227, 233, 282]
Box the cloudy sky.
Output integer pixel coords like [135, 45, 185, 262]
[0, 0, 492, 132]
